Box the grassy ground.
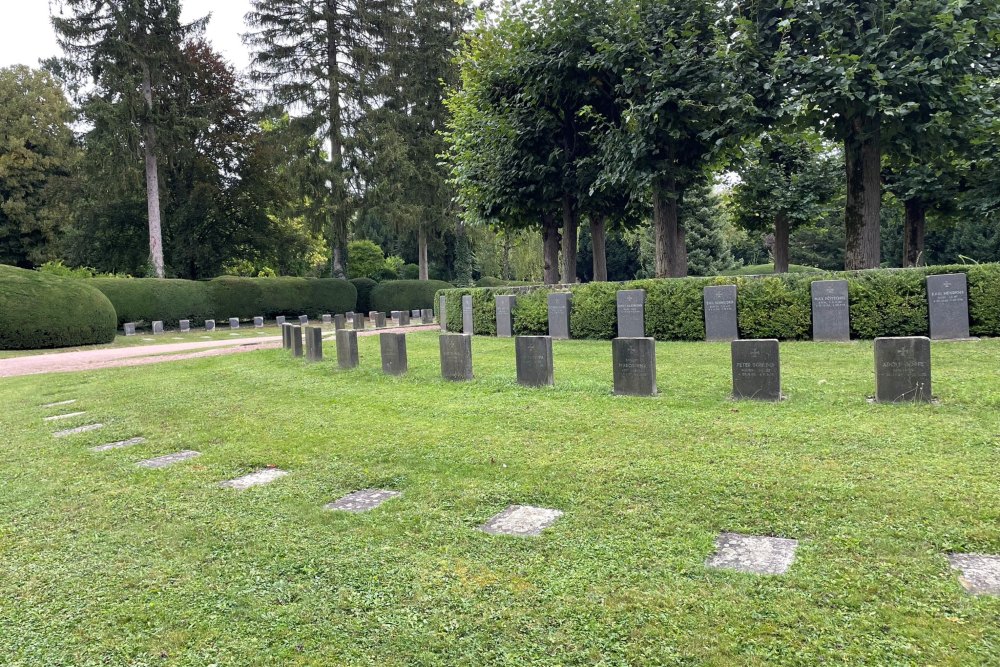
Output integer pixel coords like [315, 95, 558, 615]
[1, 332, 998, 666]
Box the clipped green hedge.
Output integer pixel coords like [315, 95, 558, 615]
[0, 265, 117, 349]
[437, 264, 1000, 341]
[371, 279, 453, 314]
[351, 277, 377, 313]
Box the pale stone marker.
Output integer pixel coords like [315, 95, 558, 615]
[305, 326, 323, 362]
[44, 412, 86, 422]
[874, 336, 932, 402]
[515, 336, 554, 387]
[731, 339, 781, 401]
[219, 468, 288, 490]
[480, 505, 563, 536]
[612, 337, 657, 396]
[375, 312, 386, 328]
[291, 325, 304, 357]
[275, 316, 286, 326]
[927, 273, 971, 339]
[411, 309, 421, 318]
[322, 314, 332, 325]
[439, 295, 447, 332]
[179, 320, 191, 333]
[205, 319, 216, 331]
[42, 399, 76, 408]
[352, 312, 365, 330]
[422, 309, 433, 324]
[391, 310, 401, 323]
[229, 317, 240, 329]
[123, 323, 136, 336]
[440, 333, 473, 381]
[462, 294, 474, 334]
[254, 316, 264, 328]
[399, 311, 410, 326]
[325, 489, 402, 512]
[706, 532, 798, 575]
[299, 315, 309, 325]
[137, 450, 200, 469]
[704, 285, 738, 341]
[380, 332, 407, 375]
[617, 289, 646, 338]
[810, 279, 850, 342]
[152, 321, 164, 335]
[496, 295, 516, 338]
[53, 423, 104, 438]
[547, 292, 572, 339]
[336, 329, 359, 369]
[948, 553, 1000, 596]
[334, 314, 346, 330]
[90, 437, 146, 452]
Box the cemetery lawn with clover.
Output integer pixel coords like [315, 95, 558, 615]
[2, 332, 999, 666]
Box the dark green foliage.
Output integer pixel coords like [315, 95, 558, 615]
[645, 278, 711, 341]
[476, 277, 534, 287]
[209, 277, 264, 320]
[91, 277, 213, 326]
[371, 279, 452, 313]
[0, 265, 116, 349]
[401, 264, 420, 280]
[847, 270, 929, 339]
[569, 282, 617, 340]
[351, 278, 377, 313]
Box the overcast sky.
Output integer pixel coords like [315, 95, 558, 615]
[0, 1, 254, 72]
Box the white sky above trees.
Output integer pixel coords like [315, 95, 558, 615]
[0, 0, 254, 72]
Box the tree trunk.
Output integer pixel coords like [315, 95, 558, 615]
[773, 213, 789, 273]
[418, 224, 429, 279]
[141, 62, 164, 278]
[542, 212, 561, 285]
[327, 0, 348, 279]
[591, 214, 607, 281]
[903, 198, 926, 267]
[844, 116, 882, 270]
[652, 176, 687, 277]
[561, 194, 578, 283]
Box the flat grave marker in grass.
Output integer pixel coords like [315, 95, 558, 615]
[706, 532, 798, 575]
[731, 339, 782, 401]
[480, 505, 564, 537]
[219, 468, 288, 490]
[324, 489, 401, 512]
[43, 411, 86, 422]
[41, 399, 77, 408]
[704, 285, 738, 342]
[515, 336, 554, 387]
[142, 338, 154, 342]
[874, 336, 932, 403]
[440, 333, 473, 381]
[612, 337, 657, 396]
[53, 423, 104, 438]
[948, 554, 1000, 596]
[810, 279, 850, 342]
[137, 450, 201, 469]
[91, 437, 147, 452]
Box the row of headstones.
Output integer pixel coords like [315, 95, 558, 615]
[123, 309, 435, 336]
[281, 324, 410, 375]
[446, 272, 973, 342]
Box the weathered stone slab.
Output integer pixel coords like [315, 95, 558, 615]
[948, 553, 1000, 596]
[295, 315, 306, 325]
[391, 310, 401, 323]
[704, 285, 738, 341]
[90, 437, 146, 452]
[123, 323, 136, 336]
[305, 326, 324, 362]
[375, 312, 386, 328]
[810, 280, 850, 342]
[336, 329, 359, 369]
[515, 336, 554, 387]
[439, 295, 447, 332]
[281, 323, 291, 349]
[352, 312, 365, 330]
[440, 333, 473, 381]
[480, 505, 563, 537]
[254, 316, 263, 328]
[411, 309, 421, 318]
[179, 320, 191, 333]
[205, 319, 216, 332]
[275, 316, 286, 326]
[229, 317, 240, 329]
[706, 532, 798, 575]
[322, 314, 332, 325]
[137, 450, 201, 469]
[152, 321, 164, 335]
[462, 295, 474, 334]
[53, 423, 104, 438]
[874, 336, 932, 403]
[613, 337, 657, 396]
[334, 314, 346, 330]
[547, 292, 572, 339]
[41, 399, 76, 408]
[399, 311, 410, 326]
[422, 308, 433, 324]
[325, 489, 401, 512]
[496, 295, 516, 338]
[617, 289, 646, 338]
[380, 332, 407, 375]
[43, 411, 86, 422]
[927, 273, 970, 339]
[219, 468, 288, 490]
[731, 339, 781, 401]
[291, 325, 304, 357]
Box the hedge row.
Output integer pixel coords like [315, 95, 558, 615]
[0, 265, 117, 349]
[437, 264, 1000, 340]
[91, 276, 357, 327]
[371, 279, 453, 314]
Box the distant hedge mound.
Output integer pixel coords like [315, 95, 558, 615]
[0, 265, 117, 349]
[371, 279, 453, 313]
[350, 277, 377, 313]
[438, 264, 1000, 340]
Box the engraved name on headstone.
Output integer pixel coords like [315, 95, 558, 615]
[704, 285, 738, 342]
[440, 333, 473, 381]
[547, 292, 572, 339]
[380, 332, 408, 375]
[927, 273, 970, 340]
[612, 337, 657, 396]
[874, 336, 932, 402]
[616, 289, 646, 338]
[515, 336, 554, 387]
[731, 339, 781, 401]
[336, 329, 359, 369]
[496, 295, 517, 338]
[810, 279, 850, 342]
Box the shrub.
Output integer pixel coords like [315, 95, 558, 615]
[476, 276, 535, 287]
[351, 277, 377, 313]
[0, 265, 117, 349]
[92, 278, 213, 326]
[401, 263, 420, 280]
[209, 276, 264, 319]
[371, 279, 453, 313]
[347, 240, 386, 279]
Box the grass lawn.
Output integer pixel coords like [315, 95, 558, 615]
[1, 332, 998, 665]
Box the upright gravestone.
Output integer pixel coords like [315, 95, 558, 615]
[399, 311, 411, 326]
[229, 317, 240, 329]
[152, 321, 164, 335]
[375, 312, 387, 328]
[462, 295, 474, 335]
[496, 295, 516, 338]
[205, 319, 216, 332]
[305, 326, 323, 362]
[440, 333, 473, 381]
[123, 323, 136, 336]
[547, 293, 572, 340]
[298, 315, 308, 325]
[281, 323, 291, 349]
[927, 273, 970, 340]
[346, 311, 355, 322]
[422, 309, 434, 324]
[731, 339, 781, 401]
[352, 312, 365, 330]
[439, 295, 448, 332]
[411, 309, 421, 319]
[368, 311, 378, 324]
[811, 280, 850, 342]
[617, 289, 646, 338]
[704, 285, 738, 342]
[291, 325, 304, 357]
[275, 316, 286, 327]
[334, 314, 346, 330]
[874, 336, 932, 402]
[515, 336, 554, 387]
[380, 332, 408, 375]
[612, 338, 657, 396]
[391, 310, 401, 324]
[253, 316, 264, 328]
[179, 320, 191, 333]
[322, 314, 332, 325]
[336, 329, 359, 369]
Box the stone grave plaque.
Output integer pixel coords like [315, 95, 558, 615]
[380, 332, 407, 375]
[731, 339, 781, 401]
[948, 553, 1000, 596]
[617, 289, 646, 338]
[90, 437, 146, 452]
[375, 312, 386, 328]
[874, 336, 932, 402]
[275, 316, 286, 326]
[179, 320, 191, 333]
[704, 285, 738, 341]
[322, 314, 332, 325]
[205, 319, 216, 332]
[334, 314, 346, 330]
[927, 273, 970, 339]
[291, 325, 304, 357]
[325, 489, 401, 512]
[352, 312, 365, 330]
[422, 309, 433, 324]
[810, 279, 850, 342]
[152, 321, 164, 335]
[399, 311, 410, 326]
[44, 411, 86, 422]
[123, 323, 136, 336]
[706, 532, 798, 575]
[496, 295, 516, 338]
[336, 329, 359, 369]
[219, 468, 288, 490]
[254, 316, 264, 328]
[439, 295, 447, 331]
[229, 317, 240, 329]
[42, 399, 76, 408]
[440, 333, 473, 381]
[480, 505, 563, 536]
[53, 423, 104, 438]
[515, 336, 554, 387]
[298, 315, 309, 325]
[547, 292, 572, 339]
[613, 337, 657, 396]
[305, 326, 323, 362]
[137, 450, 200, 469]
[462, 295, 474, 334]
